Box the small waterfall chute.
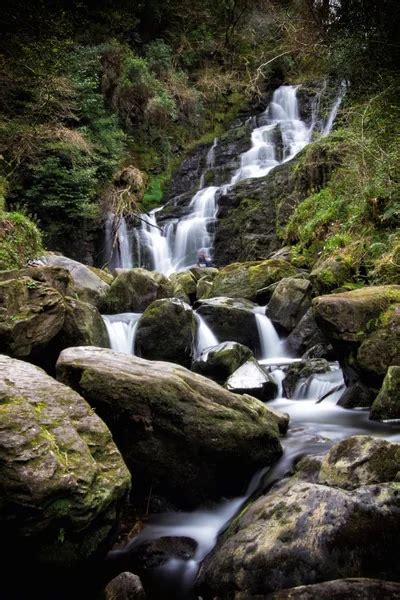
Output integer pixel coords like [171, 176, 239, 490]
[195, 313, 218, 356]
[105, 212, 133, 269]
[102, 313, 142, 354]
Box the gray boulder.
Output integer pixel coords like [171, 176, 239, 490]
[226, 358, 278, 402]
[266, 277, 312, 333]
[100, 268, 173, 313]
[370, 366, 400, 421]
[286, 309, 327, 356]
[192, 341, 253, 384]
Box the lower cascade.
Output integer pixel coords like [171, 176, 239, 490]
[103, 313, 142, 354]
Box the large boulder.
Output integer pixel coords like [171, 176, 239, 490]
[310, 255, 356, 295]
[169, 271, 197, 303]
[104, 572, 146, 600]
[196, 297, 259, 354]
[135, 298, 196, 367]
[56, 347, 284, 509]
[226, 358, 278, 402]
[285, 309, 328, 356]
[264, 579, 400, 600]
[0, 355, 131, 565]
[266, 277, 312, 333]
[197, 435, 400, 598]
[100, 268, 173, 313]
[0, 277, 65, 358]
[312, 286, 400, 343]
[191, 341, 253, 384]
[0, 264, 72, 295]
[39, 254, 110, 306]
[370, 366, 400, 421]
[207, 260, 298, 301]
[356, 306, 400, 379]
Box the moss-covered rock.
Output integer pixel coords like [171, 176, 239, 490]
[319, 435, 400, 488]
[135, 298, 196, 367]
[370, 366, 400, 421]
[310, 255, 356, 295]
[357, 306, 400, 378]
[0, 354, 130, 565]
[56, 346, 283, 509]
[267, 277, 312, 333]
[0, 211, 43, 271]
[169, 271, 197, 303]
[208, 260, 298, 301]
[196, 297, 259, 353]
[0, 265, 72, 296]
[192, 341, 253, 384]
[0, 277, 65, 357]
[100, 268, 173, 313]
[312, 286, 400, 342]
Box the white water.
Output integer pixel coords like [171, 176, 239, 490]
[195, 313, 219, 356]
[102, 313, 142, 354]
[253, 306, 288, 360]
[105, 212, 133, 269]
[322, 80, 347, 137]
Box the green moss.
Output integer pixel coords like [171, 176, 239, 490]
[0, 211, 43, 270]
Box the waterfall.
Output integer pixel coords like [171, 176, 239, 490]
[322, 80, 347, 137]
[104, 212, 133, 269]
[195, 313, 218, 356]
[293, 367, 345, 401]
[253, 305, 286, 360]
[102, 313, 141, 354]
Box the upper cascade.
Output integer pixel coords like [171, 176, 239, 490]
[104, 83, 346, 274]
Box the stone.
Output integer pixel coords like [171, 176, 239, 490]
[319, 435, 400, 488]
[286, 309, 327, 356]
[191, 341, 254, 384]
[135, 298, 196, 368]
[56, 347, 283, 508]
[39, 254, 110, 306]
[310, 255, 355, 294]
[169, 271, 197, 303]
[104, 572, 146, 600]
[370, 366, 400, 421]
[263, 579, 400, 600]
[208, 260, 298, 301]
[100, 268, 173, 313]
[0, 265, 73, 295]
[283, 359, 331, 398]
[0, 354, 131, 565]
[226, 358, 278, 402]
[196, 297, 260, 354]
[0, 277, 65, 358]
[266, 277, 312, 333]
[337, 382, 376, 409]
[312, 286, 400, 343]
[357, 306, 400, 378]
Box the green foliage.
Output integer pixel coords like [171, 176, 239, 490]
[0, 210, 43, 270]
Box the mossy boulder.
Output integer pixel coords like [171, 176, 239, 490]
[319, 435, 400, 488]
[40, 254, 110, 306]
[0, 354, 131, 565]
[370, 366, 400, 421]
[357, 306, 400, 378]
[196, 297, 259, 354]
[310, 255, 356, 295]
[0, 211, 43, 270]
[197, 435, 400, 598]
[192, 341, 253, 384]
[312, 286, 400, 343]
[267, 277, 312, 333]
[207, 260, 298, 302]
[0, 277, 65, 357]
[135, 298, 196, 367]
[169, 271, 197, 303]
[100, 268, 173, 313]
[0, 265, 72, 296]
[226, 358, 278, 402]
[56, 347, 283, 509]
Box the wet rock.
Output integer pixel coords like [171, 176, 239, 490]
[169, 271, 197, 303]
[337, 382, 376, 409]
[0, 354, 131, 565]
[285, 309, 327, 356]
[0, 277, 65, 358]
[192, 341, 254, 384]
[319, 435, 400, 488]
[104, 572, 146, 600]
[370, 366, 400, 421]
[357, 306, 400, 379]
[100, 268, 173, 313]
[312, 286, 400, 343]
[196, 297, 259, 354]
[57, 347, 283, 509]
[135, 298, 196, 368]
[302, 343, 334, 360]
[266, 277, 312, 333]
[283, 359, 331, 398]
[208, 260, 298, 301]
[226, 358, 278, 402]
[263, 578, 400, 600]
[39, 254, 110, 306]
[197, 476, 400, 597]
[310, 255, 356, 294]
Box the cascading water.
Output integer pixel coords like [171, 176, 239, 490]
[105, 212, 133, 269]
[102, 313, 142, 354]
[114, 83, 345, 274]
[253, 306, 287, 360]
[322, 80, 347, 137]
[194, 313, 218, 356]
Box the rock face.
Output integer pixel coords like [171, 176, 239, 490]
[56, 347, 283, 508]
[208, 260, 298, 301]
[135, 298, 196, 367]
[196, 297, 259, 354]
[285, 308, 327, 356]
[0, 355, 131, 565]
[192, 341, 253, 384]
[0, 277, 65, 357]
[197, 435, 400, 598]
[100, 268, 173, 313]
[266, 277, 312, 333]
[226, 358, 278, 402]
[40, 254, 110, 306]
[370, 366, 400, 421]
